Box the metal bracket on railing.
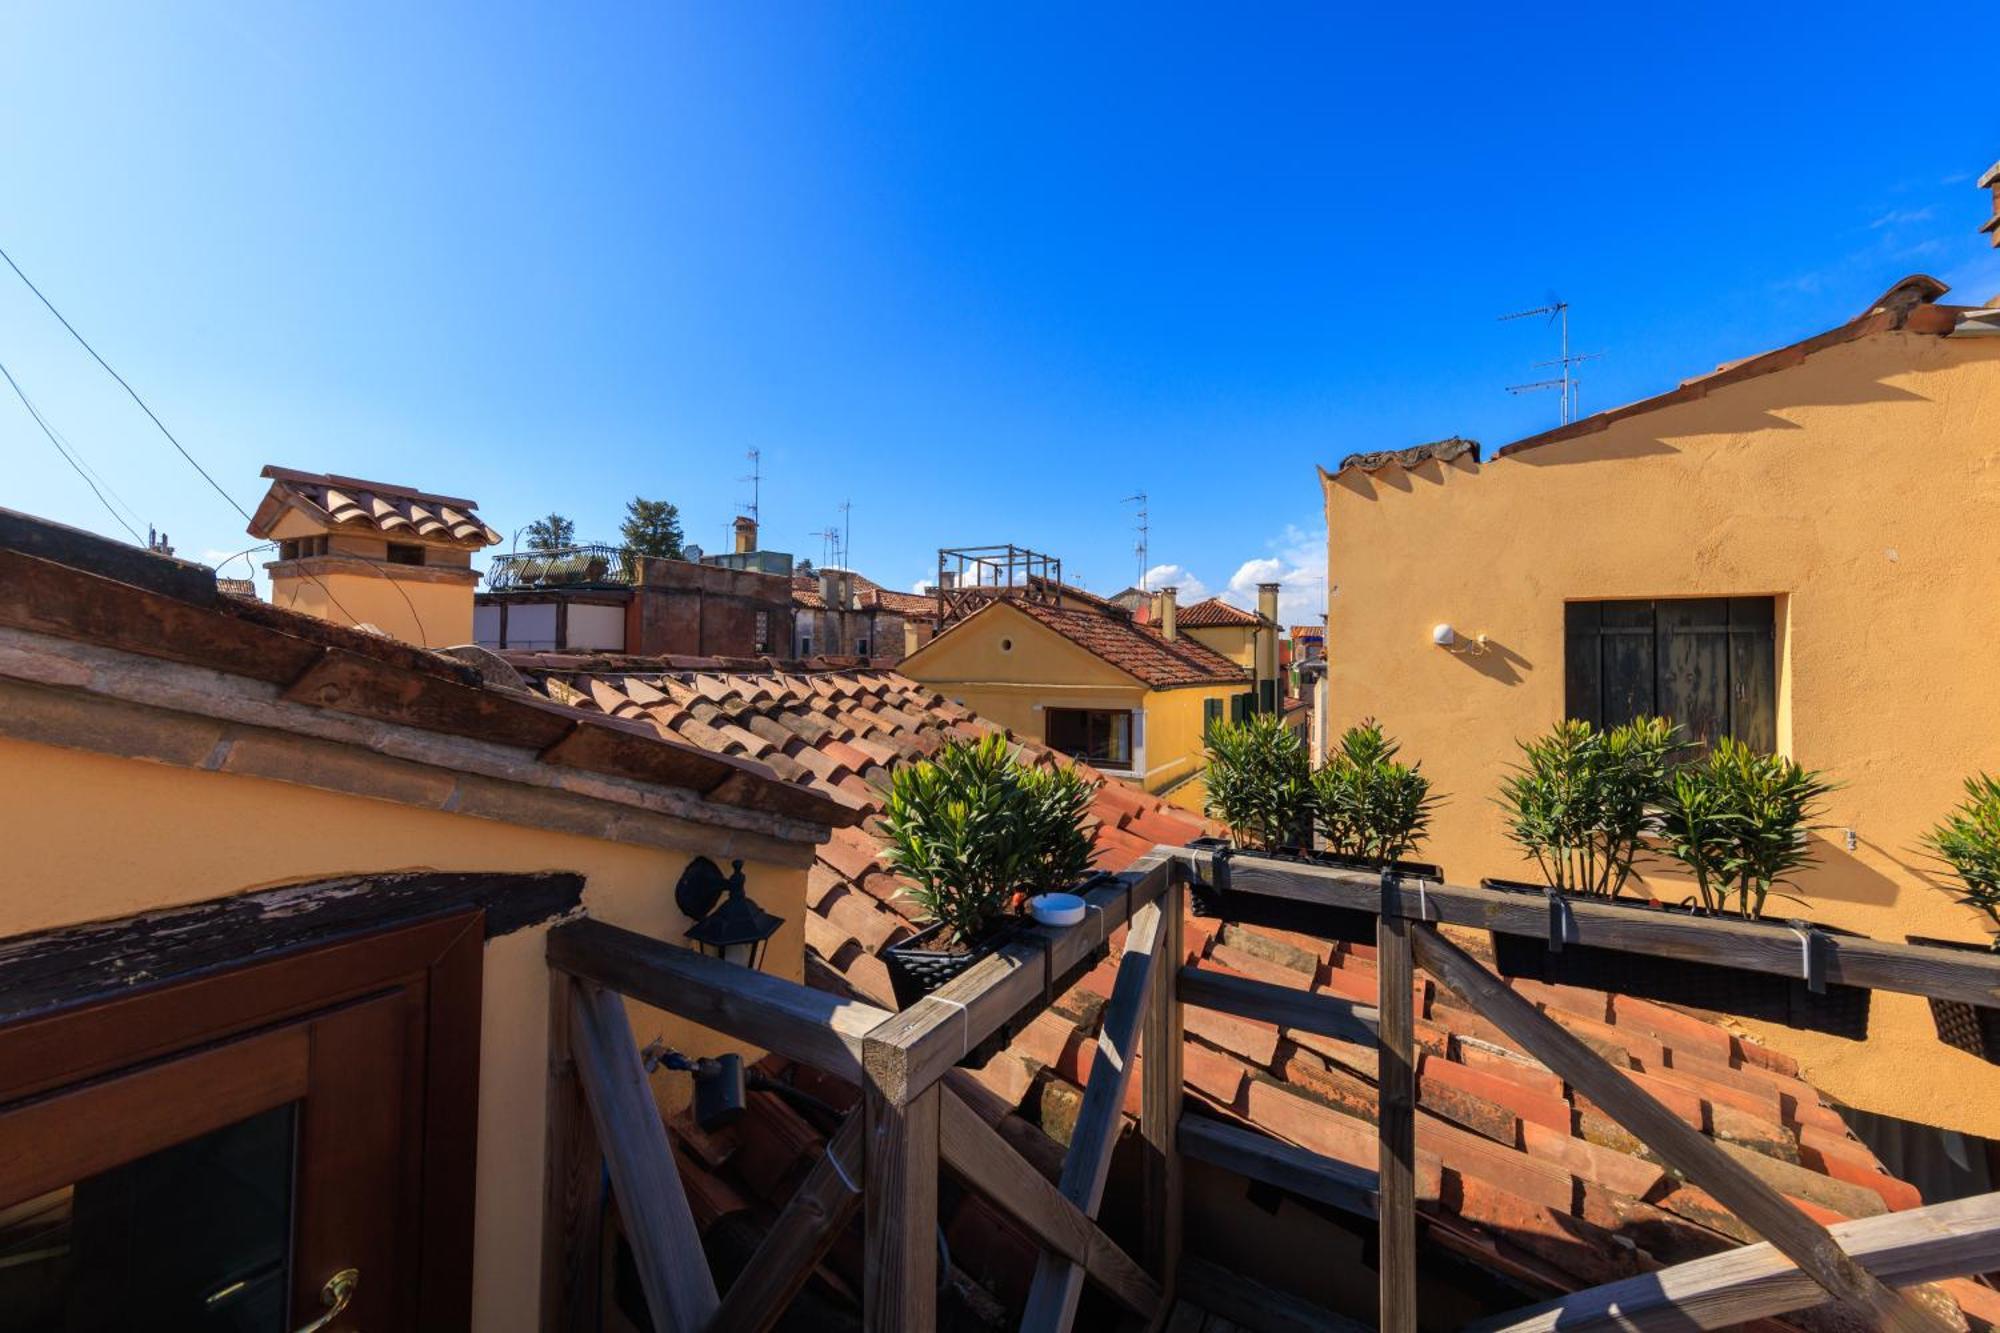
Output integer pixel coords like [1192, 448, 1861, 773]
[1544, 888, 1574, 953]
[1786, 918, 1828, 994]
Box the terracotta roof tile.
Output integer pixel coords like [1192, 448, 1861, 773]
[936, 598, 1248, 689]
[1175, 597, 1262, 628]
[249, 465, 502, 545]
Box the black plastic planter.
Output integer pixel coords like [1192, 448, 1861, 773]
[1195, 844, 1443, 945]
[1482, 879, 1872, 1039]
[1907, 935, 2000, 1063]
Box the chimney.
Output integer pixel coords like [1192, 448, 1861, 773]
[1159, 586, 1178, 640]
[1256, 582, 1281, 713]
[819, 569, 840, 611]
[733, 515, 758, 554]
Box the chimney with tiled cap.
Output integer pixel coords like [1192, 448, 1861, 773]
[1158, 586, 1178, 640]
[733, 515, 758, 555]
[1256, 581, 1281, 713]
[245, 465, 498, 649]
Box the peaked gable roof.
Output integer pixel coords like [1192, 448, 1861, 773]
[1177, 597, 1262, 628]
[249, 465, 501, 546]
[917, 596, 1247, 689]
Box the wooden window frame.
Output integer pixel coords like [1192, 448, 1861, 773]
[1044, 707, 1134, 770]
[1565, 596, 1778, 751]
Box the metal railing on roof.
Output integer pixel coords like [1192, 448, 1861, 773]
[484, 544, 633, 591]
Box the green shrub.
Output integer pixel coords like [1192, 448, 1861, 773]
[880, 734, 1099, 943]
[1312, 721, 1440, 863]
[1655, 737, 1835, 919]
[1922, 773, 2000, 950]
[1496, 717, 1679, 896]
[1202, 713, 1312, 851]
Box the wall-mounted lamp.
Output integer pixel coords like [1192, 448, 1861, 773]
[1432, 623, 1457, 648]
[1432, 623, 1490, 656]
[676, 856, 781, 970]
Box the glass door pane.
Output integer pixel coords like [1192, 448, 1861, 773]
[0, 1103, 297, 1332]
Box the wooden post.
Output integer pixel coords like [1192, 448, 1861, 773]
[566, 983, 719, 1333]
[1410, 924, 1948, 1333]
[863, 1078, 940, 1333]
[1141, 868, 1185, 1295]
[708, 1111, 866, 1333]
[540, 972, 602, 1333]
[1375, 874, 1418, 1333]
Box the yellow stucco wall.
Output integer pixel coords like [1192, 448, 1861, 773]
[1187, 623, 1256, 667]
[0, 735, 810, 1332]
[1322, 329, 2000, 1135]
[901, 603, 1238, 793]
[271, 562, 479, 648]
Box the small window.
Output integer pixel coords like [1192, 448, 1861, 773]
[1045, 708, 1134, 768]
[1204, 698, 1223, 734]
[386, 543, 425, 566]
[279, 539, 300, 561]
[754, 611, 770, 655]
[856, 638, 870, 657]
[1000, 638, 1013, 653]
[799, 635, 813, 657]
[1566, 597, 1776, 751]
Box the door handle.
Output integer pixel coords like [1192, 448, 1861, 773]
[294, 1268, 358, 1332]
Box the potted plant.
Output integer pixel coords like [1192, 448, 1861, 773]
[1311, 720, 1445, 881]
[1911, 773, 2000, 1061]
[879, 734, 1099, 1009]
[1202, 713, 1313, 853]
[1489, 726, 1869, 1037]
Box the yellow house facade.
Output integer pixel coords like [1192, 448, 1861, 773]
[899, 592, 1248, 796]
[1319, 275, 2000, 1136]
[0, 509, 859, 1331]
[248, 465, 501, 648]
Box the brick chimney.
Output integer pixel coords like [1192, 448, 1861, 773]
[1159, 586, 1178, 640]
[1256, 582, 1281, 713]
[733, 515, 758, 555]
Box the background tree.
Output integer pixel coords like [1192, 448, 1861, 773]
[620, 497, 685, 559]
[523, 513, 574, 552]
[796, 557, 817, 577]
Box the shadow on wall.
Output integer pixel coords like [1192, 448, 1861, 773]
[1501, 363, 1932, 469]
[1442, 636, 1530, 687]
[1331, 453, 1479, 502]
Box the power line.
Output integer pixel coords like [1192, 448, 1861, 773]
[0, 242, 252, 523]
[0, 353, 144, 543]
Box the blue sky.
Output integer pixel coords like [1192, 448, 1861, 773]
[5, 4, 1998, 626]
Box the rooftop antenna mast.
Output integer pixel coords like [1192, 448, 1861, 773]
[838, 499, 852, 571]
[1123, 492, 1149, 590]
[740, 448, 763, 526]
[1500, 297, 1602, 425]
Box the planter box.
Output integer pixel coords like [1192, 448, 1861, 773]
[1196, 844, 1443, 946]
[1908, 935, 2000, 1063]
[1483, 879, 1872, 1039]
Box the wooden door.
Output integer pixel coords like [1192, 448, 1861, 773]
[0, 913, 482, 1332]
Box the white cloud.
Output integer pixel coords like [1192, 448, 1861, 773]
[1141, 563, 1209, 603]
[1221, 523, 1325, 626]
[1870, 206, 1935, 229]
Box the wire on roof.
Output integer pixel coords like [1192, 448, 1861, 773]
[0, 353, 145, 544]
[0, 242, 252, 524]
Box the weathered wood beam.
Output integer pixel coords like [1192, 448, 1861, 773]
[1177, 1113, 1379, 1220]
[862, 1079, 939, 1333]
[1021, 897, 1167, 1332]
[707, 1112, 865, 1333]
[1410, 924, 1948, 1333]
[1178, 1256, 1375, 1333]
[1179, 965, 1379, 1046]
[1141, 871, 1186, 1295]
[1472, 1189, 2000, 1333]
[937, 1087, 1161, 1317]
[567, 982, 718, 1333]
[1219, 853, 2000, 1009]
[548, 918, 891, 1083]
[862, 854, 1172, 1106]
[1376, 877, 1419, 1333]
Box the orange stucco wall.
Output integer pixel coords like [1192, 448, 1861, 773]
[271, 563, 479, 648]
[1322, 329, 2000, 1135]
[0, 735, 810, 1332]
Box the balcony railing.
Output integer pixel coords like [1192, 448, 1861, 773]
[484, 544, 634, 591]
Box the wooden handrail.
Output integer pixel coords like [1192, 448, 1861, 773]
[1177, 1113, 1380, 1219]
[1179, 965, 1380, 1047]
[1196, 848, 2000, 1007]
[1472, 1189, 2000, 1332]
[547, 918, 892, 1082]
[862, 854, 1175, 1106]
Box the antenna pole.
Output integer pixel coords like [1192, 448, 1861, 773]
[839, 499, 852, 572]
[741, 448, 763, 526]
[1123, 491, 1149, 591]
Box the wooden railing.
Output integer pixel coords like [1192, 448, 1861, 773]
[542, 847, 2000, 1333]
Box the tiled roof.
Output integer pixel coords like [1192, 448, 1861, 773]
[1334, 437, 1481, 477]
[1288, 624, 1324, 640]
[1176, 597, 1261, 629]
[954, 599, 1249, 690]
[0, 508, 849, 830]
[510, 654, 1985, 1324]
[791, 572, 934, 618]
[248, 465, 502, 546]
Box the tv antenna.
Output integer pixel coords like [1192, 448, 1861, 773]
[1500, 297, 1602, 425]
[1123, 492, 1149, 590]
[808, 527, 837, 569]
[739, 448, 763, 525]
[838, 499, 852, 572]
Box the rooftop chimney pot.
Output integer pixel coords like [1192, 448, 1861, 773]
[1159, 586, 1179, 641]
[733, 515, 758, 555]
